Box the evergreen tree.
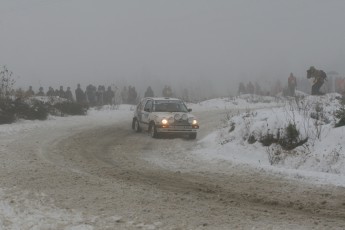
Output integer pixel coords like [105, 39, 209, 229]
[144, 86, 154, 97]
[238, 82, 246, 95]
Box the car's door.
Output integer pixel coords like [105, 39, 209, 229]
[136, 98, 147, 125]
[141, 99, 153, 129]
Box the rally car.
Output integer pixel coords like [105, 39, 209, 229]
[132, 97, 199, 139]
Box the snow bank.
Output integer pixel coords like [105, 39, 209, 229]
[194, 93, 345, 186]
[189, 94, 283, 112]
[0, 104, 134, 137]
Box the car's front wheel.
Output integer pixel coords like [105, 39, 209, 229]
[149, 123, 158, 138]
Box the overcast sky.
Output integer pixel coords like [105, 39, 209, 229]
[0, 0, 344, 96]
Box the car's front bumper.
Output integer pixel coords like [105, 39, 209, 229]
[156, 124, 199, 133]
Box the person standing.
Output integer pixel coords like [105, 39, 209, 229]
[46, 87, 55, 97]
[75, 84, 86, 104]
[104, 86, 115, 105]
[36, 87, 45, 96]
[58, 86, 66, 98]
[307, 66, 327, 95]
[65, 87, 74, 101]
[288, 73, 297, 96]
[86, 84, 97, 106]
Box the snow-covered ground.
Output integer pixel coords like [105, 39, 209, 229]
[189, 94, 284, 111]
[0, 104, 163, 229]
[1, 94, 345, 228]
[2, 94, 345, 187]
[192, 93, 345, 187]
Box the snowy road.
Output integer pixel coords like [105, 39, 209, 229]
[1, 108, 345, 229]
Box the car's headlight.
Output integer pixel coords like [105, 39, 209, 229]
[192, 119, 198, 125]
[162, 119, 168, 125]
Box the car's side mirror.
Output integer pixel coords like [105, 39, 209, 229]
[188, 108, 192, 112]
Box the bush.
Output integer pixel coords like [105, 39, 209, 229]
[0, 97, 89, 125]
[14, 99, 49, 120]
[0, 98, 49, 123]
[0, 98, 15, 124]
[338, 95, 345, 105]
[285, 123, 299, 142]
[259, 123, 307, 150]
[335, 107, 345, 128]
[0, 110, 16, 124]
[53, 102, 88, 116]
[0, 66, 15, 99]
[259, 133, 277, 146]
[279, 123, 308, 150]
[247, 134, 257, 144]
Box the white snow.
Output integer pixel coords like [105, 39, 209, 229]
[1, 94, 345, 228]
[0, 188, 92, 230]
[0, 104, 135, 230]
[0, 104, 134, 136]
[188, 94, 284, 111]
[192, 93, 345, 187]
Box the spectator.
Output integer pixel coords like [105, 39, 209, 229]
[46, 87, 55, 97]
[104, 86, 115, 105]
[36, 87, 45, 96]
[65, 87, 74, 101]
[59, 86, 66, 98]
[288, 73, 297, 96]
[75, 84, 86, 104]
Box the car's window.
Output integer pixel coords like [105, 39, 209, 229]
[144, 100, 153, 112]
[153, 100, 188, 112]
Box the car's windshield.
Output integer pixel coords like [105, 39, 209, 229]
[153, 100, 188, 112]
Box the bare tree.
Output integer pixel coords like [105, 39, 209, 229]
[0, 66, 16, 99]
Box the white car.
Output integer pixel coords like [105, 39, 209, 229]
[132, 97, 199, 139]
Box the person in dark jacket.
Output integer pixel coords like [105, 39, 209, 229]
[104, 86, 115, 105]
[46, 87, 55, 97]
[65, 87, 74, 101]
[128, 86, 137, 105]
[58, 86, 66, 98]
[86, 84, 97, 106]
[307, 66, 327, 95]
[36, 87, 45, 96]
[75, 84, 86, 104]
[96, 85, 105, 106]
[288, 73, 297, 96]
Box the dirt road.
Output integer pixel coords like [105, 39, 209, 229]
[1, 109, 345, 229]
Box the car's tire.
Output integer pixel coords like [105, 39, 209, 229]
[149, 123, 158, 138]
[134, 119, 142, 132]
[189, 133, 197, 140]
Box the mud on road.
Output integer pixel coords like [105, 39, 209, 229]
[1, 110, 345, 229]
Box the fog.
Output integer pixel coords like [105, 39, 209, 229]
[1, 0, 345, 98]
